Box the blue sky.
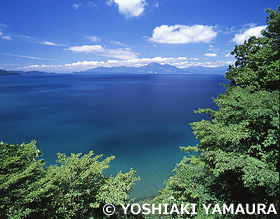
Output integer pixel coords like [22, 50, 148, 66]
[0, 0, 278, 73]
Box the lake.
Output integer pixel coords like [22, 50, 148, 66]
[0, 74, 227, 199]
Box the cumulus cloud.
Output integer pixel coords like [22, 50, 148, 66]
[148, 25, 217, 44]
[106, 0, 146, 18]
[65, 45, 138, 60]
[232, 25, 266, 44]
[204, 53, 217, 57]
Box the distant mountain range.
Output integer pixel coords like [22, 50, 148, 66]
[1, 62, 229, 76]
[0, 69, 56, 76]
[0, 69, 21, 75]
[74, 62, 228, 75]
[9, 70, 56, 75]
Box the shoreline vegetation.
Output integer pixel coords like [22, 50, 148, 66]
[1, 6, 279, 219]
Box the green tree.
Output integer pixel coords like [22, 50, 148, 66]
[0, 141, 45, 218]
[153, 6, 279, 219]
[0, 141, 139, 218]
[226, 7, 280, 91]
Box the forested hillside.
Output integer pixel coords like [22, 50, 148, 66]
[152, 6, 279, 219]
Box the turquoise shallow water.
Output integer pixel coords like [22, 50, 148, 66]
[0, 74, 227, 199]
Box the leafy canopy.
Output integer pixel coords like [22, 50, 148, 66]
[0, 141, 139, 218]
[152, 6, 280, 219]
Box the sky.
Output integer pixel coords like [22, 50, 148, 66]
[0, 0, 278, 73]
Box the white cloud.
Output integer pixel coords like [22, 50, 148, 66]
[225, 53, 234, 58]
[65, 45, 138, 60]
[195, 60, 234, 68]
[0, 23, 9, 28]
[148, 25, 217, 44]
[223, 26, 237, 34]
[0, 31, 11, 40]
[1, 52, 57, 60]
[43, 41, 59, 46]
[208, 44, 219, 52]
[232, 25, 266, 44]
[66, 45, 105, 53]
[86, 1, 96, 8]
[105, 0, 113, 6]
[73, 1, 96, 9]
[109, 40, 128, 47]
[106, 0, 146, 18]
[41, 41, 66, 47]
[110, 40, 121, 45]
[105, 48, 138, 60]
[8, 33, 66, 46]
[204, 53, 217, 57]
[87, 36, 100, 42]
[10, 34, 32, 40]
[2, 36, 12, 40]
[73, 3, 83, 10]
[0, 23, 9, 30]
[2, 35, 11, 40]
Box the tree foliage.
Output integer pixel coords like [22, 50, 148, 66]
[153, 6, 279, 219]
[226, 8, 280, 90]
[0, 141, 139, 218]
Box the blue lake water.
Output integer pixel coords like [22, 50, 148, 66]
[0, 74, 227, 199]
